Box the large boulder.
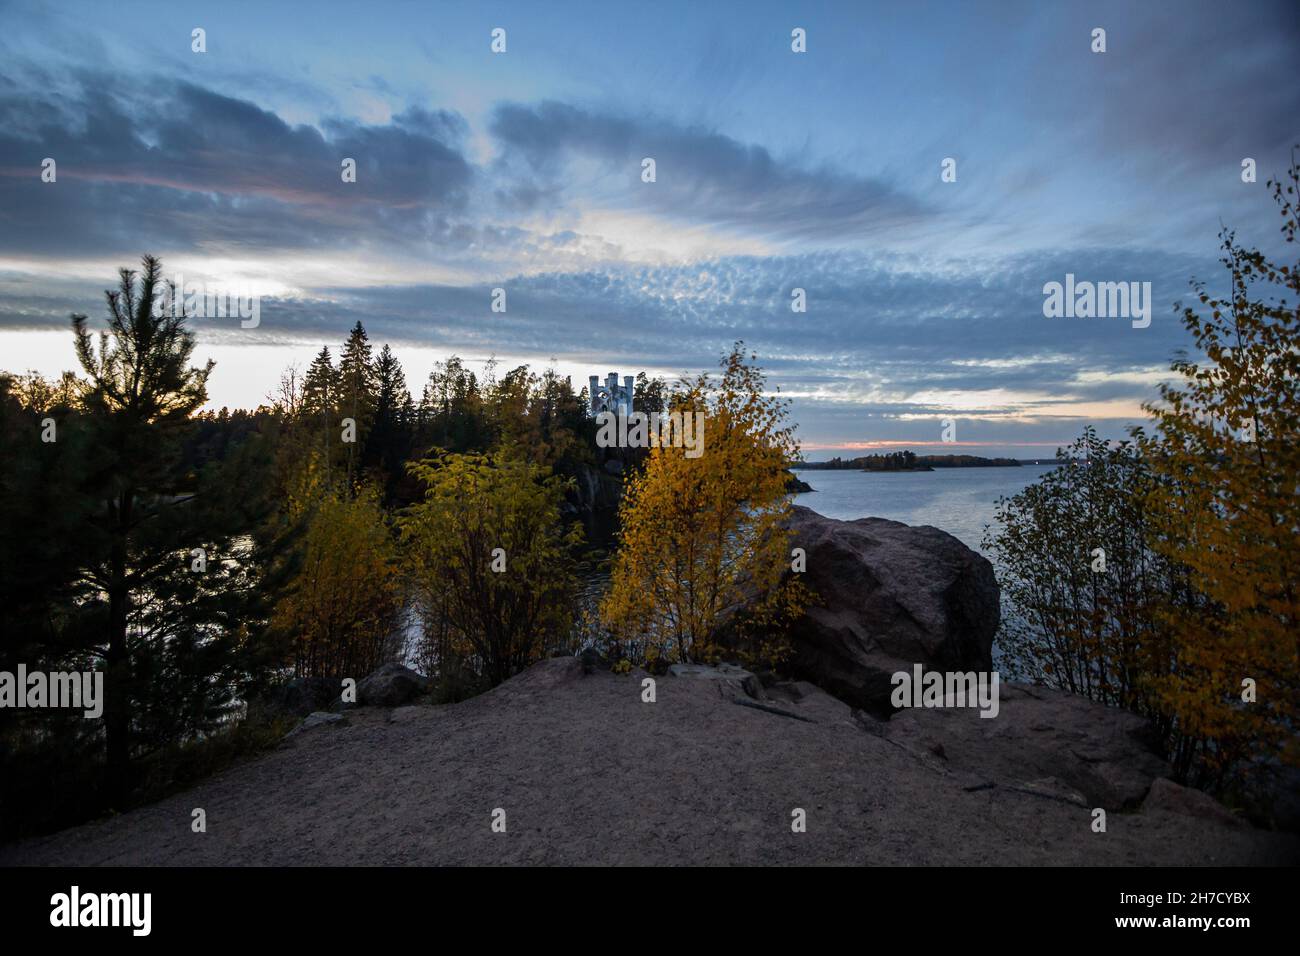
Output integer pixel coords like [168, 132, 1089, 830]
[356, 663, 432, 707]
[785, 506, 999, 716]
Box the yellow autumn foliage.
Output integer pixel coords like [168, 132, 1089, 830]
[600, 344, 807, 666]
[271, 491, 403, 678]
[1134, 152, 1300, 780]
[399, 451, 582, 685]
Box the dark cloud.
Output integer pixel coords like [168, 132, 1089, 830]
[1073, 0, 1297, 159]
[1017, 0, 1300, 212]
[489, 101, 929, 240]
[3, 1, 1290, 455]
[0, 72, 474, 257]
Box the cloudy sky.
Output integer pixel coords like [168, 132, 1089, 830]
[0, 0, 1296, 456]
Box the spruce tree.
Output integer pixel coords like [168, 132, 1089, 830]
[338, 322, 376, 492]
[370, 344, 412, 497]
[302, 346, 337, 491]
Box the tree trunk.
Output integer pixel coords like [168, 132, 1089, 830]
[104, 489, 133, 803]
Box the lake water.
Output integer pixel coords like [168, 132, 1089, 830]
[400, 465, 1059, 667]
[790, 464, 1059, 556]
[792, 464, 1059, 671]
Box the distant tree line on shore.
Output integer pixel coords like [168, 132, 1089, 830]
[798, 450, 1022, 471]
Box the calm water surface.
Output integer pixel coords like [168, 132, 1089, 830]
[791, 464, 1058, 555]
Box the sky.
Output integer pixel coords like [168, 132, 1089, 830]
[0, 0, 1296, 457]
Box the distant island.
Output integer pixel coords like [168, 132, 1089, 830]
[795, 451, 1022, 472]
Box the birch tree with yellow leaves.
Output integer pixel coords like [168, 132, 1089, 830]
[600, 344, 807, 667]
[1134, 152, 1300, 784]
[400, 452, 581, 686]
[270, 491, 403, 679]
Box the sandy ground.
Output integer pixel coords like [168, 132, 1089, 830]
[2, 660, 1296, 866]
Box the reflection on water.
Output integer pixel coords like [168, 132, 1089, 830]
[570, 569, 611, 653]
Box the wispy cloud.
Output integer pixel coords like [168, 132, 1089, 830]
[0, 0, 1295, 455]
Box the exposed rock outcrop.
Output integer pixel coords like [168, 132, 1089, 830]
[785, 471, 814, 493]
[283, 710, 345, 740]
[559, 458, 627, 542]
[8, 658, 1293, 865]
[356, 663, 432, 707]
[784, 506, 1000, 716]
[880, 682, 1170, 810]
[668, 662, 765, 701]
[1143, 777, 1243, 826]
[561, 460, 622, 515]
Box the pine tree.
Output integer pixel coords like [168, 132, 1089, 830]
[71, 256, 281, 797]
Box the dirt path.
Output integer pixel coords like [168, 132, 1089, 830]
[3, 660, 1295, 866]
